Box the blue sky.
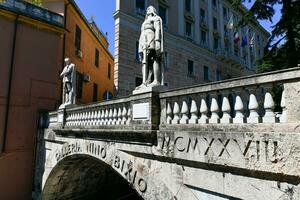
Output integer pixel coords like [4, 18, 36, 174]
[74, 0, 281, 54]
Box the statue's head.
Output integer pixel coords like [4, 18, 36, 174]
[64, 57, 70, 65]
[146, 6, 157, 17]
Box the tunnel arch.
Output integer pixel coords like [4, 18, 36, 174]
[42, 154, 143, 200]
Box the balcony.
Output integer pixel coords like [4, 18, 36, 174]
[0, 0, 64, 27]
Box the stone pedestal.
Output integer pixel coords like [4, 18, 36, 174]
[131, 89, 164, 130]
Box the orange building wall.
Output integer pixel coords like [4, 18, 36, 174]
[64, 3, 114, 104]
[0, 10, 63, 199]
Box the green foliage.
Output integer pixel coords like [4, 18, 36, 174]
[31, 0, 42, 6]
[234, 0, 300, 72]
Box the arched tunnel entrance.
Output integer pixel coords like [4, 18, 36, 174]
[42, 155, 143, 200]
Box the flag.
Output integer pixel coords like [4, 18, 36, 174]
[241, 36, 247, 47]
[227, 15, 234, 29]
[234, 31, 240, 44]
[249, 33, 255, 48]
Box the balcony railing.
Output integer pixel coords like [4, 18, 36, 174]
[0, 0, 63, 27]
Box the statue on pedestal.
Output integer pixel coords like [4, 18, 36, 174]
[136, 6, 164, 89]
[60, 58, 76, 108]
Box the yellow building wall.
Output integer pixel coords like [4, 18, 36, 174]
[65, 4, 114, 104]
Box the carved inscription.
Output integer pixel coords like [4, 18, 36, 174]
[160, 136, 279, 162]
[55, 142, 107, 162]
[113, 155, 147, 193]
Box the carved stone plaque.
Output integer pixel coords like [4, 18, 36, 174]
[132, 102, 150, 120]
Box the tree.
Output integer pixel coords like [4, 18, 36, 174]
[234, 0, 300, 72]
[31, 0, 42, 7]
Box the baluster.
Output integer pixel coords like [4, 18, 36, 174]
[280, 88, 287, 123]
[180, 101, 189, 124]
[188, 100, 198, 124]
[233, 92, 245, 123]
[166, 103, 172, 124]
[78, 113, 82, 126]
[117, 107, 122, 125]
[171, 102, 180, 124]
[126, 107, 131, 125]
[82, 112, 86, 126]
[263, 86, 276, 123]
[113, 108, 118, 125]
[100, 110, 105, 125]
[199, 98, 208, 124]
[73, 113, 77, 126]
[96, 110, 101, 126]
[90, 111, 95, 126]
[220, 93, 232, 124]
[209, 94, 220, 123]
[108, 109, 113, 125]
[122, 106, 127, 125]
[104, 109, 109, 125]
[247, 88, 261, 123]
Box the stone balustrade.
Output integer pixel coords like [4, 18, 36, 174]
[159, 67, 300, 125]
[64, 99, 131, 128]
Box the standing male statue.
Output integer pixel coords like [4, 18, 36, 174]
[137, 6, 164, 89]
[60, 57, 76, 107]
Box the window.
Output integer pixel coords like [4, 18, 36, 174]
[75, 25, 81, 50]
[135, 41, 139, 61]
[136, 0, 145, 14]
[188, 60, 194, 76]
[135, 77, 143, 87]
[185, 0, 191, 12]
[95, 48, 99, 67]
[103, 90, 112, 101]
[107, 64, 111, 79]
[201, 30, 206, 45]
[204, 66, 209, 81]
[159, 5, 167, 25]
[214, 38, 219, 50]
[185, 21, 192, 38]
[216, 70, 221, 81]
[213, 17, 218, 30]
[93, 83, 98, 102]
[164, 51, 169, 69]
[76, 71, 83, 99]
[200, 8, 205, 23]
[212, 0, 217, 8]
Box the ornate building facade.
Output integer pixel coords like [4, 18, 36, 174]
[114, 0, 270, 96]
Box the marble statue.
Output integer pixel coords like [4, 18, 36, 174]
[60, 58, 76, 107]
[137, 6, 164, 89]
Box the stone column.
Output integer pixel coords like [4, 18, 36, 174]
[194, 0, 200, 44]
[178, 0, 184, 36]
[219, 1, 225, 50]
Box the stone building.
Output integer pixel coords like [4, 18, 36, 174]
[0, 0, 64, 199]
[114, 0, 270, 96]
[43, 0, 115, 103]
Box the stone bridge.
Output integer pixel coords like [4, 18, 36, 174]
[35, 67, 300, 200]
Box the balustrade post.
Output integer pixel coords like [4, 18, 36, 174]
[247, 87, 262, 123]
[199, 97, 208, 124]
[117, 107, 122, 125]
[189, 100, 198, 124]
[113, 108, 118, 125]
[233, 90, 245, 123]
[220, 91, 232, 124]
[171, 102, 180, 124]
[104, 109, 109, 125]
[108, 109, 113, 125]
[121, 106, 127, 125]
[180, 101, 189, 124]
[209, 93, 220, 123]
[126, 107, 132, 125]
[166, 103, 173, 124]
[262, 85, 277, 123]
[96, 110, 101, 126]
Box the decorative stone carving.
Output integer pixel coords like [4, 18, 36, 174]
[135, 6, 165, 91]
[60, 58, 76, 108]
